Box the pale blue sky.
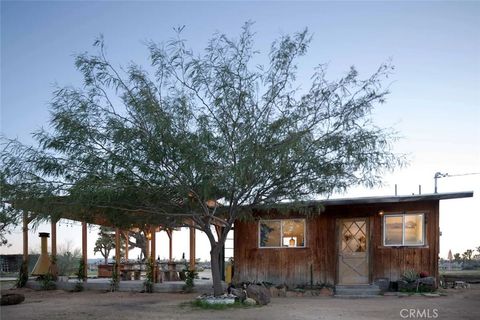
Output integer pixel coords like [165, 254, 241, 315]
[1, 1, 479, 260]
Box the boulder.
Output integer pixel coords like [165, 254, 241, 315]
[246, 284, 271, 305]
[230, 288, 246, 302]
[244, 297, 257, 305]
[1, 293, 25, 306]
[319, 287, 333, 296]
[374, 278, 390, 292]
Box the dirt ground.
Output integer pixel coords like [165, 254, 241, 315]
[1, 285, 479, 320]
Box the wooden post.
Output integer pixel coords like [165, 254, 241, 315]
[81, 222, 88, 282]
[167, 229, 173, 262]
[115, 228, 121, 282]
[22, 212, 29, 268]
[51, 220, 57, 258]
[150, 227, 157, 282]
[145, 233, 150, 261]
[50, 219, 58, 277]
[124, 231, 129, 261]
[189, 226, 196, 271]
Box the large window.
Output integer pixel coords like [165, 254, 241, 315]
[259, 219, 305, 248]
[384, 213, 425, 246]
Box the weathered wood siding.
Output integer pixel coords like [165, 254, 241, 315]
[233, 201, 439, 286]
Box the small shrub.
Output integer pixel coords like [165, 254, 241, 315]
[110, 263, 120, 292]
[16, 261, 28, 288]
[39, 273, 56, 290]
[74, 258, 86, 292]
[401, 269, 419, 283]
[183, 269, 198, 293]
[143, 258, 154, 293]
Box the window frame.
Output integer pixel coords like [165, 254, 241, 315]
[258, 219, 306, 249]
[383, 212, 425, 247]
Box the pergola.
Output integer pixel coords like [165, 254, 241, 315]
[17, 198, 203, 283]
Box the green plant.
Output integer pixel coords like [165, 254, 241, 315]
[110, 263, 119, 292]
[401, 269, 419, 283]
[183, 269, 198, 293]
[73, 258, 86, 292]
[143, 258, 154, 293]
[39, 272, 56, 290]
[16, 261, 28, 288]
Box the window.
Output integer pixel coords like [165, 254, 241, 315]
[259, 219, 305, 248]
[384, 213, 424, 246]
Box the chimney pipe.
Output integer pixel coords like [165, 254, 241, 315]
[31, 232, 51, 276]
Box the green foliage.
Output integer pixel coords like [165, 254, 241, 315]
[0, 23, 404, 296]
[401, 269, 419, 283]
[453, 253, 461, 263]
[16, 261, 28, 288]
[143, 258, 154, 293]
[57, 243, 81, 276]
[0, 203, 20, 247]
[94, 227, 116, 264]
[110, 263, 119, 292]
[39, 272, 56, 290]
[183, 269, 198, 293]
[75, 258, 86, 281]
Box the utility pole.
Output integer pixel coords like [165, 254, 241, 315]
[434, 172, 448, 193]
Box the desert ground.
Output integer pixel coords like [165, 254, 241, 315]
[1, 284, 479, 320]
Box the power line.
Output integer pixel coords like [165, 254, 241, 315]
[434, 172, 480, 193]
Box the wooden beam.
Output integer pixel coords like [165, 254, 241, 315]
[115, 228, 121, 282]
[167, 229, 173, 262]
[150, 226, 157, 282]
[189, 226, 196, 271]
[51, 220, 57, 257]
[151, 227, 156, 261]
[81, 222, 88, 282]
[22, 212, 29, 265]
[50, 219, 58, 277]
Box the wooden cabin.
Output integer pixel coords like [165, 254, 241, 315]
[233, 192, 472, 288]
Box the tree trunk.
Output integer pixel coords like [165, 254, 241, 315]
[210, 245, 224, 296]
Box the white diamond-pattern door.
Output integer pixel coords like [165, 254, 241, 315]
[338, 218, 369, 284]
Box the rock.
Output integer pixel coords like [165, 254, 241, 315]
[319, 287, 333, 296]
[269, 286, 279, 297]
[230, 288, 246, 302]
[374, 278, 390, 292]
[246, 284, 271, 305]
[244, 297, 257, 305]
[277, 286, 287, 297]
[1, 293, 25, 306]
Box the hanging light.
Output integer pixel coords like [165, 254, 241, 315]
[206, 199, 217, 208]
[289, 237, 295, 247]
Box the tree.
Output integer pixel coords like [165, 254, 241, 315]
[453, 253, 461, 263]
[462, 249, 473, 262]
[57, 241, 82, 276]
[0, 204, 19, 247]
[1, 23, 402, 296]
[93, 227, 116, 264]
